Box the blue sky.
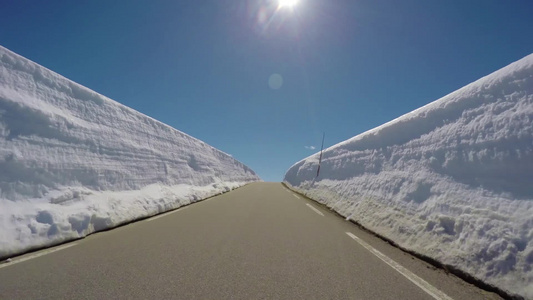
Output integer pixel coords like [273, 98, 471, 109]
[1, 0, 532, 181]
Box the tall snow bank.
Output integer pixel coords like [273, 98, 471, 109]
[284, 54, 533, 298]
[0, 46, 260, 258]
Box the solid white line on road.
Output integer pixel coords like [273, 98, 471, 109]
[345, 232, 454, 300]
[292, 194, 301, 199]
[306, 203, 324, 216]
[148, 206, 189, 222]
[0, 243, 77, 269]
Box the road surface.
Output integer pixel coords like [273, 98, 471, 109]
[0, 182, 501, 299]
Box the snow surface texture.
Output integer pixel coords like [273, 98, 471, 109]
[0, 46, 260, 259]
[284, 54, 533, 299]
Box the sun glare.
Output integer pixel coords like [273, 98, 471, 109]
[278, 0, 299, 9]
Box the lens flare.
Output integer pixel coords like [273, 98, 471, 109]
[268, 74, 283, 90]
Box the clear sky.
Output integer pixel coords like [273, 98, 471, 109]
[1, 1, 532, 181]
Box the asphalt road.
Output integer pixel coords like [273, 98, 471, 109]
[0, 182, 501, 299]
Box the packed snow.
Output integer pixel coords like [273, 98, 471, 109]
[0, 46, 260, 259]
[284, 54, 533, 298]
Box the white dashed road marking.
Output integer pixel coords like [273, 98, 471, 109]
[345, 232, 454, 300]
[148, 206, 189, 222]
[0, 243, 77, 269]
[305, 203, 324, 216]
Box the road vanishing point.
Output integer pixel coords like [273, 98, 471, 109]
[0, 182, 501, 300]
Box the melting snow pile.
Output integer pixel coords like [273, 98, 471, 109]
[284, 54, 533, 298]
[0, 46, 260, 259]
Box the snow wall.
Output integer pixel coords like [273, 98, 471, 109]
[284, 54, 533, 299]
[0, 46, 260, 259]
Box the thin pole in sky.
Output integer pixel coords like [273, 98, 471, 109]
[316, 132, 325, 177]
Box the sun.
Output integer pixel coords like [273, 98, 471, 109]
[278, 0, 299, 9]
